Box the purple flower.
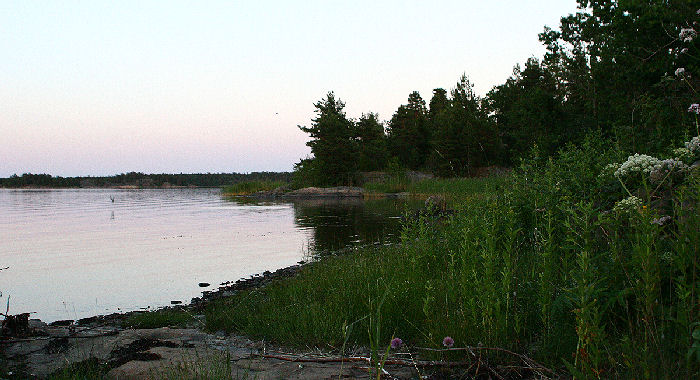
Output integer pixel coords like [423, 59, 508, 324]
[390, 337, 403, 349]
[442, 336, 454, 348]
[689, 104, 700, 114]
[675, 67, 686, 76]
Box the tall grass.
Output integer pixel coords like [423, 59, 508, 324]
[221, 181, 286, 195]
[363, 175, 510, 202]
[206, 135, 699, 378]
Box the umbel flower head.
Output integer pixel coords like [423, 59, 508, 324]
[649, 159, 688, 183]
[688, 103, 700, 115]
[675, 67, 686, 76]
[614, 154, 661, 178]
[390, 337, 403, 349]
[685, 136, 700, 155]
[680, 28, 697, 42]
[614, 196, 642, 214]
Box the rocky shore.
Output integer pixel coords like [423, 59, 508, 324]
[0, 262, 417, 379]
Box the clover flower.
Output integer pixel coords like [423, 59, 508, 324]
[675, 67, 686, 76]
[613, 196, 642, 214]
[390, 337, 403, 349]
[614, 154, 661, 178]
[680, 28, 697, 42]
[689, 104, 700, 115]
[442, 336, 454, 348]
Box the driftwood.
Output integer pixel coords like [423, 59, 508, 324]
[252, 345, 558, 379]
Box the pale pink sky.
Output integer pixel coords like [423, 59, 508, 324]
[1, 1, 579, 176]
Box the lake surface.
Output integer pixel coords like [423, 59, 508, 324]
[0, 189, 416, 322]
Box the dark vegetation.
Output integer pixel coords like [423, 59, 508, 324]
[0, 172, 291, 188]
[293, 1, 699, 187]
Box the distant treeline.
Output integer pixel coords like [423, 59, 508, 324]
[0, 172, 292, 188]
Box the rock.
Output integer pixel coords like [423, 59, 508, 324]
[48, 319, 74, 327]
[170, 301, 182, 305]
[1, 313, 30, 337]
[198, 282, 210, 287]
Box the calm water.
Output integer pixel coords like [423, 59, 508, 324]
[0, 189, 415, 322]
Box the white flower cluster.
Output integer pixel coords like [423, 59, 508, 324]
[614, 195, 642, 214]
[598, 162, 620, 180]
[649, 159, 688, 183]
[676, 67, 686, 76]
[614, 154, 661, 178]
[650, 215, 671, 226]
[673, 147, 694, 163]
[685, 136, 700, 155]
[680, 28, 697, 43]
[689, 104, 700, 115]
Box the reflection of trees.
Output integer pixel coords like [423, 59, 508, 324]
[292, 198, 417, 255]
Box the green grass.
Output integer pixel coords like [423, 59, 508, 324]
[222, 181, 286, 195]
[363, 175, 510, 202]
[362, 176, 411, 193]
[47, 358, 107, 380]
[206, 138, 699, 378]
[122, 309, 197, 329]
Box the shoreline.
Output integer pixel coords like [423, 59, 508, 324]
[29, 261, 310, 329]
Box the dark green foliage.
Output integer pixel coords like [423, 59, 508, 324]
[430, 75, 498, 176]
[387, 91, 431, 170]
[538, 0, 699, 154]
[355, 113, 388, 171]
[487, 59, 566, 160]
[298, 92, 358, 186]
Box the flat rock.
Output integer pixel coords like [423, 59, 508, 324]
[0, 326, 420, 379]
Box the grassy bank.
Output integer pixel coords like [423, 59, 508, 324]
[206, 136, 700, 378]
[363, 174, 510, 202]
[221, 180, 286, 195]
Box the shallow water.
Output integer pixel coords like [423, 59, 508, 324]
[0, 188, 414, 322]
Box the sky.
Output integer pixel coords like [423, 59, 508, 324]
[1, 0, 580, 177]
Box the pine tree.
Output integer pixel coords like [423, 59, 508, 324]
[298, 92, 357, 185]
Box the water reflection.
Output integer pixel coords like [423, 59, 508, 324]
[0, 189, 419, 322]
[226, 197, 420, 256]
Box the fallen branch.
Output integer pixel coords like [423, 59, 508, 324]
[414, 345, 556, 377]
